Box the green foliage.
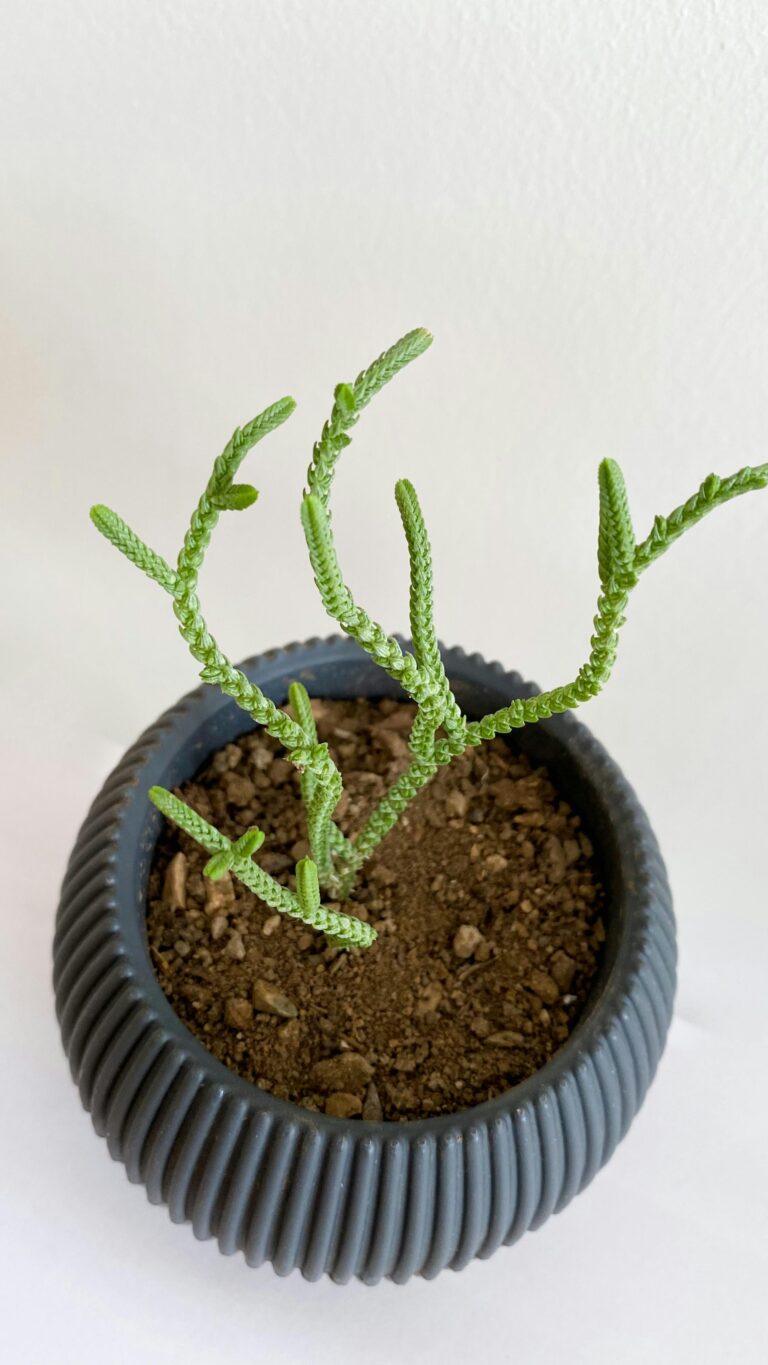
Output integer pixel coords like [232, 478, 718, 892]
[597, 458, 635, 587]
[288, 680, 352, 873]
[306, 328, 433, 510]
[459, 458, 768, 747]
[90, 504, 178, 593]
[148, 786, 376, 948]
[301, 492, 424, 697]
[91, 325, 768, 953]
[394, 477, 466, 753]
[213, 483, 259, 511]
[632, 465, 768, 572]
[203, 827, 265, 879]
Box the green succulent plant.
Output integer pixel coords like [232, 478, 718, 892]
[91, 327, 768, 949]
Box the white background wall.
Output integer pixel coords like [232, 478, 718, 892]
[2, 4, 767, 1362]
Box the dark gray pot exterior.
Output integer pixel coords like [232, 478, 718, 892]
[54, 637, 677, 1284]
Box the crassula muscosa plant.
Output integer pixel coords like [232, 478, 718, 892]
[91, 328, 768, 949]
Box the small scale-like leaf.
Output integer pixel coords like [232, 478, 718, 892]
[333, 382, 356, 417]
[233, 828, 265, 859]
[204, 849, 234, 880]
[288, 680, 317, 744]
[199, 664, 222, 683]
[295, 857, 321, 914]
[214, 483, 259, 511]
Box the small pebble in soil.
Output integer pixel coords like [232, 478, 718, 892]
[485, 1030, 525, 1047]
[204, 872, 234, 915]
[529, 969, 560, 1004]
[445, 790, 468, 818]
[484, 853, 508, 875]
[325, 1092, 363, 1118]
[225, 997, 253, 1029]
[362, 1081, 383, 1122]
[453, 924, 484, 960]
[252, 978, 297, 1018]
[163, 852, 187, 911]
[225, 932, 246, 961]
[550, 951, 577, 991]
[311, 1052, 373, 1094]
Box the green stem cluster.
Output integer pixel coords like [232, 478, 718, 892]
[148, 787, 374, 948]
[91, 327, 768, 949]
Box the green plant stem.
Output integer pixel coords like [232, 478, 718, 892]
[336, 753, 441, 895]
[336, 459, 768, 887]
[91, 399, 350, 901]
[287, 681, 351, 877]
[466, 462, 768, 744]
[306, 328, 433, 510]
[149, 786, 375, 948]
[301, 493, 428, 698]
[301, 327, 471, 893]
[633, 464, 768, 572]
[394, 477, 466, 756]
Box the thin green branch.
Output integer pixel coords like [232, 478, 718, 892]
[394, 477, 466, 754]
[341, 459, 768, 879]
[597, 458, 636, 587]
[287, 679, 317, 747]
[91, 396, 350, 913]
[465, 460, 768, 745]
[89, 505, 178, 594]
[633, 464, 768, 573]
[301, 492, 427, 697]
[306, 328, 433, 510]
[149, 786, 375, 948]
[288, 682, 353, 871]
[305, 746, 343, 885]
[172, 398, 308, 750]
[338, 753, 440, 895]
[299, 328, 451, 883]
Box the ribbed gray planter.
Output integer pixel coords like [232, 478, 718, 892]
[54, 637, 676, 1283]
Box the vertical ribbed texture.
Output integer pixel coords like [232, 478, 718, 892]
[393, 1134, 437, 1282]
[332, 1136, 382, 1283]
[54, 637, 677, 1283]
[272, 1126, 327, 1276]
[420, 1130, 462, 1277]
[216, 1111, 275, 1255]
[302, 1133, 354, 1280]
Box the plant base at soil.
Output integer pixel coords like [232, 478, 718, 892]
[148, 698, 605, 1122]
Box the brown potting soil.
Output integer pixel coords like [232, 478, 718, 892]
[146, 698, 605, 1122]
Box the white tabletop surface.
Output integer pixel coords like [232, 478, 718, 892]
[2, 4, 768, 1361]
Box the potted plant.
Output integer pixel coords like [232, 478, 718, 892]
[54, 328, 767, 1283]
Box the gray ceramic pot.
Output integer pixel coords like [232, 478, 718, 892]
[54, 637, 676, 1284]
